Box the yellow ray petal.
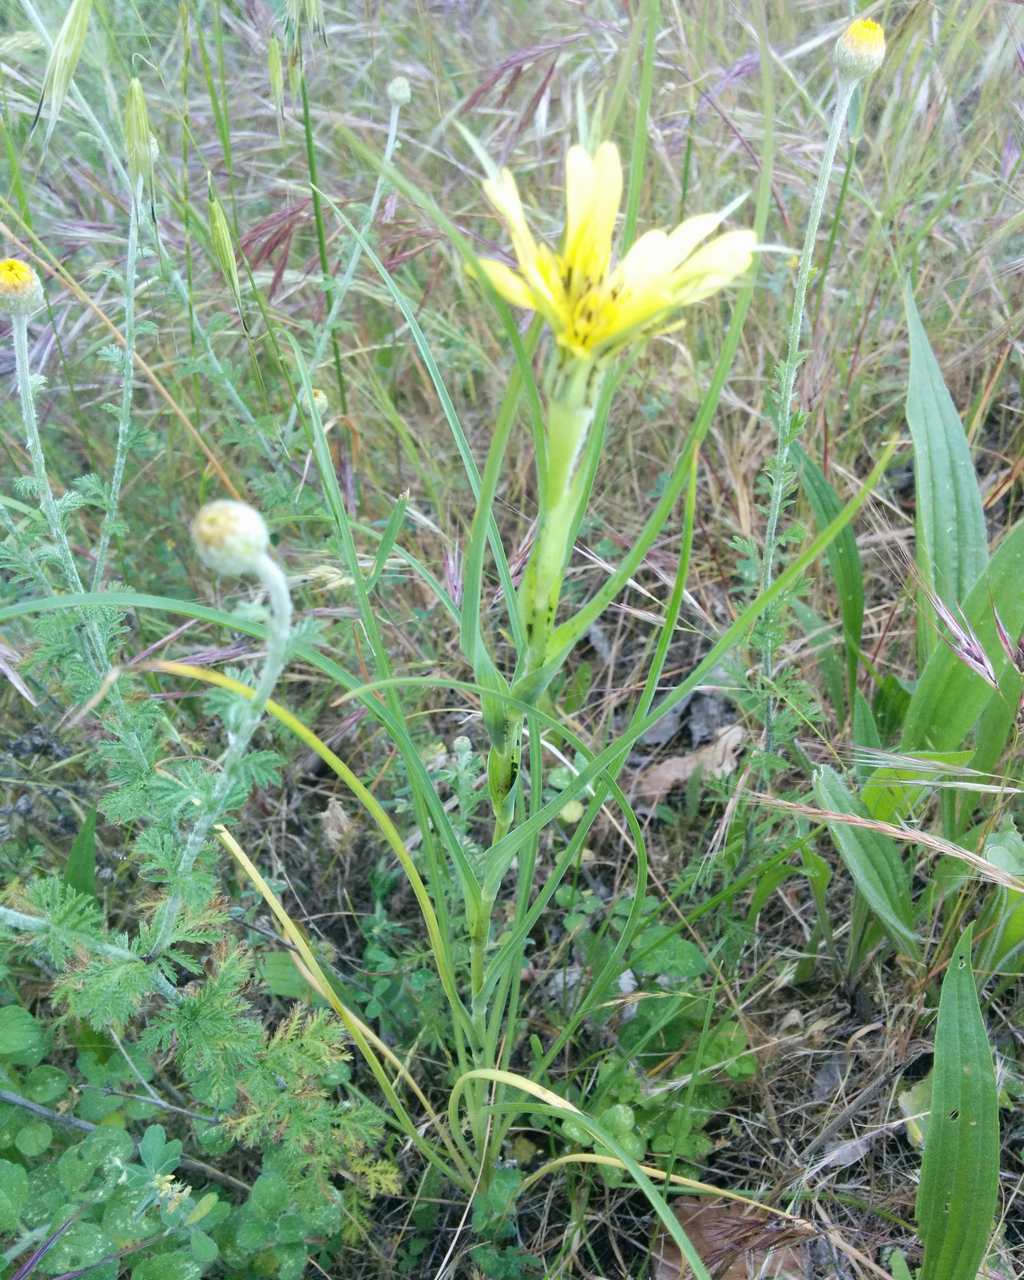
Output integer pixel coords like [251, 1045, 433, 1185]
[665, 210, 734, 268]
[483, 169, 539, 276]
[589, 286, 676, 349]
[564, 145, 596, 263]
[563, 140, 622, 287]
[670, 229, 756, 305]
[586, 141, 622, 278]
[614, 229, 672, 290]
[531, 244, 569, 318]
[475, 258, 537, 310]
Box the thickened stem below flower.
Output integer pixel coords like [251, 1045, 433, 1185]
[13, 314, 86, 600]
[520, 359, 600, 670]
[485, 359, 602, 826]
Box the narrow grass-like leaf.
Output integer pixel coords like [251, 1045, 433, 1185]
[901, 521, 1024, 754]
[448, 1069, 713, 1280]
[796, 443, 863, 703]
[813, 766, 918, 962]
[483, 437, 899, 897]
[286, 334, 482, 926]
[0, 588, 476, 948]
[316, 190, 527, 650]
[216, 826, 470, 1189]
[904, 284, 987, 634]
[620, 0, 660, 251]
[152, 661, 473, 1042]
[792, 600, 845, 720]
[917, 926, 999, 1280]
[367, 493, 408, 594]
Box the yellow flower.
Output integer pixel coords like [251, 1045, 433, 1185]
[835, 18, 885, 80]
[476, 142, 755, 361]
[0, 257, 44, 317]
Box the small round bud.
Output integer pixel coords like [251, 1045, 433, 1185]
[191, 500, 270, 578]
[302, 386, 329, 417]
[559, 799, 584, 825]
[387, 76, 411, 106]
[835, 18, 885, 81]
[0, 258, 44, 317]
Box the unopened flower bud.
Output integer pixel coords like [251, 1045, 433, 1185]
[192, 500, 270, 577]
[835, 18, 885, 82]
[302, 386, 329, 417]
[387, 76, 411, 106]
[0, 258, 44, 317]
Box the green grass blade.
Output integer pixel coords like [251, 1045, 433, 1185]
[318, 191, 527, 650]
[904, 284, 987, 641]
[900, 520, 1024, 754]
[917, 926, 999, 1280]
[620, 0, 660, 251]
[795, 443, 863, 704]
[487, 436, 899, 877]
[813, 766, 919, 962]
[286, 334, 482, 914]
[367, 494, 408, 594]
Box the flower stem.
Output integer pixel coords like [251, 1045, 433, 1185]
[149, 552, 292, 958]
[13, 314, 85, 599]
[92, 177, 143, 591]
[0, 904, 179, 1004]
[759, 78, 855, 750]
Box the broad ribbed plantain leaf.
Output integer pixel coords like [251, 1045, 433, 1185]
[917, 926, 999, 1280]
[900, 521, 1024, 755]
[905, 284, 987, 613]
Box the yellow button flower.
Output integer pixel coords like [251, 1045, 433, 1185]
[835, 18, 885, 80]
[0, 257, 44, 317]
[476, 142, 755, 361]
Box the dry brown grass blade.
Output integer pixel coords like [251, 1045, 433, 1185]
[752, 792, 1024, 893]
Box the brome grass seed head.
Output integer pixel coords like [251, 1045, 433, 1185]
[38, 0, 93, 146]
[208, 181, 243, 313]
[835, 18, 885, 81]
[285, 0, 325, 47]
[475, 141, 755, 362]
[124, 78, 154, 192]
[268, 35, 285, 115]
[0, 258, 44, 317]
[192, 500, 270, 578]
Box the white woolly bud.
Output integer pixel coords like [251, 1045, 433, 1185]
[191, 500, 270, 578]
[387, 76, 411, 106]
